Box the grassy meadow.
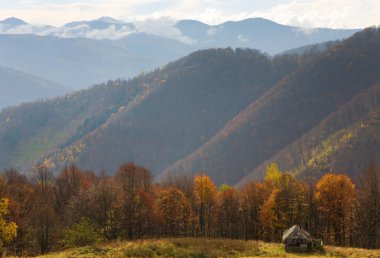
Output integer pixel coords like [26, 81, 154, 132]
[35, 238, 380, 258]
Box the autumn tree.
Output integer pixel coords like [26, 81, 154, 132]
[304, 179, 318, 237]
[259, 188, 278, 242]
[259, 163, 308, 241]
[0, 198, 17, 253]
[215, 184, 240, 238]
[264, 162, 282, 186]
[275, 174, 307, 235]
[357, 161, 380, 248]
[54, 165, 84, 220]
[161, 173, 194, 199]
[157, 187, 192, 237]
[240, 182, 267, 240]
[88, 175, 120, 240]
[29, 163, 58, 254]
[0, 168, 33, 255]
[116, 163, 153, 239]
[193, 173, 216, 237]
[315, 173, 357, 246]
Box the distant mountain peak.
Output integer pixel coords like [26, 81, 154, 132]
[64, 17, 127, 28]
[221, 17, 284, 27]
[96, 16, 124, 24]
[1, 17, 27, 26]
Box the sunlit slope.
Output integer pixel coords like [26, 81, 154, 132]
[161, 28, 380, 185]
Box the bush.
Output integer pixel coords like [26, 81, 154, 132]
[63, 218, 99, 247]
[312, 238, 324, 252]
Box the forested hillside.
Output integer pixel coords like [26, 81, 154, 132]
[0, 48, 300, 175]
[162, 27, 380, 185]
[0, 75, 157, 170]
[238, 83, 380, 184]
[59, 49, 300, 175]
[0, 28, 380, 187]
[0, 17, 357, 90]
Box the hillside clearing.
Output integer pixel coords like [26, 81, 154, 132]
[36, 238, 380, 258]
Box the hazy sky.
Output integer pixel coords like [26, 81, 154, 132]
[0, 0, 378, 28]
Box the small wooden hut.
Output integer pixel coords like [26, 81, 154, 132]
[282, 225, 312, 252]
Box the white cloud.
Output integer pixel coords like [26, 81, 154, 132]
[134, 17, 196, 44]
[0, 0, 378, 29]
[83, 25, 135, 40]
[237, 34, 248, 43]
[0, 16, 195, 43]
[206, 25, 222, 37]
[293, 27, 319, 36]
[3, 24, 35, 34]
[251, 0, 380, 29]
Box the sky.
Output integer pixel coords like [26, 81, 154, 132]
[0, 0, 379, 29]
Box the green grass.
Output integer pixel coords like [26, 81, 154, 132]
[11, 121, 76, 168]
[35, 238, 380, 258]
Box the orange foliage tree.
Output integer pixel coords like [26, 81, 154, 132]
[193, 173, 216, 237]
[315, 173, 357, 246]
[157, 187, 192, 237]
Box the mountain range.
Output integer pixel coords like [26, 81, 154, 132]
[0, 27, 379, 186]
[0, 17, 358, 91]
[0, 17, 358, 52]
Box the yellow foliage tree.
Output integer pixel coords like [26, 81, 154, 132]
[264, 162, 283, 186]
[194, 173, 216, 236]
[0, 198, 17, 252]
[259, 189, 279, 242]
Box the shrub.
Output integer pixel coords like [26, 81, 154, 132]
[63, 218, 99, 247]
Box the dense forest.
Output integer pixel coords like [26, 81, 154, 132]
[1, 28, 380, 187]
[1, 27, 380, 257]
[162, 27, 380, 185]
[0, 161, 379, 256]
[0, 47, 302, 177]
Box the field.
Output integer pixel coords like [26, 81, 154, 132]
[36, 238, 380, 258]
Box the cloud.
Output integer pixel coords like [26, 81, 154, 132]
[251, 0, 380, 29]
[0, 22, 136, 40]
[1, 24, 35, 34]
[206, 25, 223, 37]
[187, 7, 249, 26]
[293, 27, 319, 36]
[237, 34, 248, 43]
[0, 0, 379, 30]
[0, 16, 194, 43]
[134, 17, 196, 44]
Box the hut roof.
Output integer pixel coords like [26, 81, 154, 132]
[282, 225, 311, 242]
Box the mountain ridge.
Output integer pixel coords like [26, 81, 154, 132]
[1, 28, 379, 186]
[160, 28, 380, 185]
[237, 82, 380, 185]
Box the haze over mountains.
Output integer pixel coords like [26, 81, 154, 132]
[1, 27, 379, 186]
[0, 66, 69, 110]
[0, 17, 358, 51]
[0, 16, 359, 110]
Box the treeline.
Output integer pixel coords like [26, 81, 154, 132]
[0, 162, 379, 256]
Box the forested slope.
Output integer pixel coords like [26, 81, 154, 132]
[49, 49, 299, 175]
[0, 49, 299, 175]
[237, 82, 380, 184]
[1, 28, 380, 186]
[161, 28, 380, 185]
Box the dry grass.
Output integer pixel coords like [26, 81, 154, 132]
[35, 238, 380, 258]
